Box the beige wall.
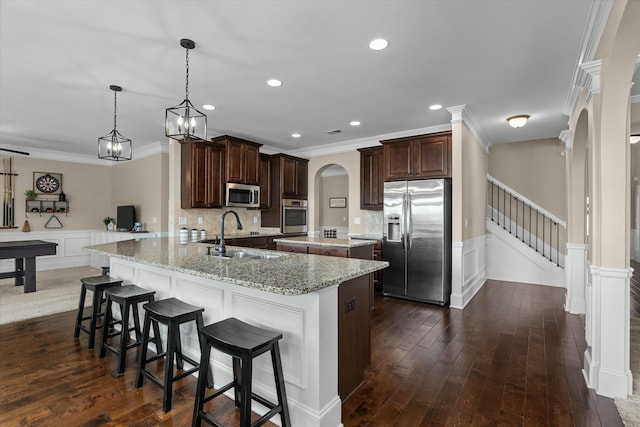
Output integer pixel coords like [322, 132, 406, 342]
[461, 124, 489, 240]
[0, 153, 168, 234]
[110, 153, 169, 232]
[318, 174, 348, 227]
[489, 138, 566, 220]
[308, 151, 367, 235]
[1, 155, 111, 232]
[630, 103, 640, 229]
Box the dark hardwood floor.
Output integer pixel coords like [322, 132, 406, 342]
[0, 280, 624, 426]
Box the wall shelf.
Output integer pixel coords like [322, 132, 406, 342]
[26, 199, 69, 217]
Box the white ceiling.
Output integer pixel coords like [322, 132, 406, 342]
[0, 0, 624, 161]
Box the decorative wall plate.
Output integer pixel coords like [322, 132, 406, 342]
[33, 172, 62, 195]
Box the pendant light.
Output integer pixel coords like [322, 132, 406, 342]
[165, 38, 207, 142]
[98, 85, 132, 161]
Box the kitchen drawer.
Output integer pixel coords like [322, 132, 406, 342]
[276, 243, 309, 254]
[308, 246, 349, 258]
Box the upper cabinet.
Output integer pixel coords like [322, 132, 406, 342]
[211, 135, 262, 185]
[181, 138, 224, 209]
[258, 153, 271, 209]
[278, 154, 308, 199]
[380, 132, 451, 181]
[358, 146, 383, 210]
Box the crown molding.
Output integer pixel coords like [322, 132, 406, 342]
[0, 140, 169, 165]
[287, 124, 452, 158]
[559, 129, 573, 150]
[581, 59, 603, 105]
[563, 0, 613, 116]
[447, 104, 491, 153]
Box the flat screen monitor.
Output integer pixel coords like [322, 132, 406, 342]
[116, 205, 136, 231]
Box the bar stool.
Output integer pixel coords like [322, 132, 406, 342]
[192, 318, 291, 427]
[99, 284, 162, 376]
[73, 275, 122, 349]
[136, 297, 213, 413]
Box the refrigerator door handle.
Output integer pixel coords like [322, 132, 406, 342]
[401, 193, 406, 249]
[407, 192, 412, 250]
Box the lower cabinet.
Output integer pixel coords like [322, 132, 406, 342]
[274, 241, 374, 400]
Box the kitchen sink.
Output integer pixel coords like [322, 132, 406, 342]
[210, 250, 283, 260]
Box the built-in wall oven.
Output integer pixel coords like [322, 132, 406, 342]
[282, 199, 308, 234]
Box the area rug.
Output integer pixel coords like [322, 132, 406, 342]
[615, 316, 640, 427]
[0, 266, 101, 325]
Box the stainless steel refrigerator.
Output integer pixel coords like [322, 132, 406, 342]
[383, 179, 452, 305]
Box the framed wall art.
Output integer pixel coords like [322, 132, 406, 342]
[329, 197, 346, 208]
[33, 172, 62, 195]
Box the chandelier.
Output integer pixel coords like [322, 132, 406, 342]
[165, 38, 207, 142]
[98, 85, 132, 161]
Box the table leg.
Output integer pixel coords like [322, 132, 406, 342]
[14, 257, 24, 286]
[24, 256, 36, 293]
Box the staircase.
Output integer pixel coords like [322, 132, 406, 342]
[486, 175, 565, 287]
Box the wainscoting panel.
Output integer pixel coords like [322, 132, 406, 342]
[450, 234, 487, 309]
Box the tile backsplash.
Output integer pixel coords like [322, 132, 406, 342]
[173, 201, 269, 238]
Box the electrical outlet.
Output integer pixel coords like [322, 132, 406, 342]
[253, 216, 258, 224]
[152, 216, 157, 224]
[198, 216, 203, 225]
[375, 216, 381, 225]
[354, 216, 361, 225]
[345, 298, 356, 313]
[179, 216, 187, 225]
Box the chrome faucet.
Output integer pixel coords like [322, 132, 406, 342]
[218, 210, 243, 254]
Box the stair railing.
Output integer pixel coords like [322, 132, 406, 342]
[487, 175, 566, 268]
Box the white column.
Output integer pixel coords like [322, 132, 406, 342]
[583, 265, 633, 397]
[564, 243, 587, 313]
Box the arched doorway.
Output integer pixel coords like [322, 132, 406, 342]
[315, 164, 349, 237]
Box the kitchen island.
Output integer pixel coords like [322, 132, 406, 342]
[84, 237, 387, 427]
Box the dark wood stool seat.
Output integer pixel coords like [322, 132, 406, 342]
[99, 284, 162, 375]
[73, 275, 122, 349]
[136, 297, 213, 413]
[192, 317, 291, 427]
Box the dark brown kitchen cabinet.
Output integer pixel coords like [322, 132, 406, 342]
[181, 138, 224, 209]
[281, 156, 308, 199]
[381, 131, 451, 181]
[358, 146, 383, 210]
[258, 154, 271, 209]
[261, 154, 309, 228]
[211, 135, 261, 185]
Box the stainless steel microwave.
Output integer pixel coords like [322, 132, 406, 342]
[282, 199, 308, 233]
[226, 183, 260, 208]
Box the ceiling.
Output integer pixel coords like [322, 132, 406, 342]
[1, 0, 632, 161]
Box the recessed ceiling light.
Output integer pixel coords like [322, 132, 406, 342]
[429, 104, 442, 111]
[202, 104, 216, 111]
[507, 115, 530, 128]
[291, 133, 301, 138]
[350, 121, 361, 126]
[267, 79, 282, 87]
[369, 39, 389, 51]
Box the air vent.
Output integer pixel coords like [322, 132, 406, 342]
[325, 129, 342, 135]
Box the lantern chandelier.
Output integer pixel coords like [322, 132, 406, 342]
[165, 38, 207, 142]
[98, 85, 132, 161]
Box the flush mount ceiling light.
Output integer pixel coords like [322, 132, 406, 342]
[267, 79, 282, 87]
[631, 134, 640, 144]
[369, 38, 389, 51]
[507, 115, 530, 128]
[98, 85, 132, 161]
[165, 38, 207, 142]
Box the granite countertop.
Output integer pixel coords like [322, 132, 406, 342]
[349, 234, 384, 241]
[272, 236, 378, 248]
[84, 237, 388, 296]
